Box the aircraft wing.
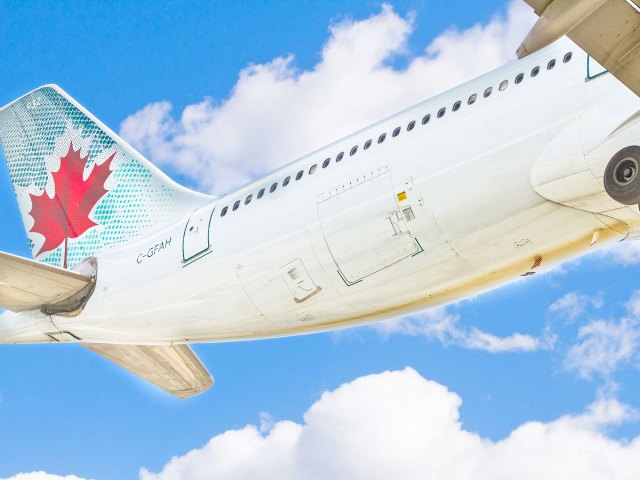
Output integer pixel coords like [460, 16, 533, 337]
[0, 251, 93, 312]
[518, 0, 640, 96]
[83, 343, 214, 398]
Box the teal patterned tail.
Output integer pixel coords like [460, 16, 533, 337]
[0, 85, 211, 268]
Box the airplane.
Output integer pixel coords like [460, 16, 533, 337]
[1, 0, 639, 398]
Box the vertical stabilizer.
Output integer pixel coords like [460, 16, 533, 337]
[0, 85, 211, 268]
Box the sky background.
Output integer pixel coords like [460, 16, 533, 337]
[1, 1, 640, 478]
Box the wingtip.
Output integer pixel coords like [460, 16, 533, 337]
[174, 375, 215, 399]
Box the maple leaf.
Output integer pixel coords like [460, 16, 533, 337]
[29, 142, 115, 266]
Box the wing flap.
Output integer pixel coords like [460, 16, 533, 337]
[83, 343, 214, 398]
[0, 251, 92, 312]
[519, 0, 640, 96]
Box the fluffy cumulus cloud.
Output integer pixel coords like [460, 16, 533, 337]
[120, 1, 536, 194]
[136, 368, 640, 480]
[374, 306, 554, 353]
[6, 369, 640, 480]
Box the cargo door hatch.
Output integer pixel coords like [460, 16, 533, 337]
[317, 167, 420, 284]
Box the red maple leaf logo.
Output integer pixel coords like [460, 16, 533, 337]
[29, 142, 115, 268]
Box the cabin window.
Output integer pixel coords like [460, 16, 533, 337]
[563, 52, 572, 63]
[309, 164, 317, 174]
[547, 59, 556, 70]
[258, 188, 265, 199]
[350, 145, 358, 156]
[422, 114, 431, 124]
[378, 133, 387, 144]
[283, 176, 291, 187]
[468, 94, 477, 105]
[484, 87, 492, 98]
[452, 101, 461, 112]
[364, 139, 372, 150]
[531, 66, 540, 77]
[220, 206, 228, 217]
[515, 73, 524, 84]
[392, 127, 401, 137]
[270, 182, 278, 193]
[245, 194, 252, 205]
[336, 152, 344, 162]
[322, 158, 330, 168]
[233, 200, 240, 211]
[437, 107, 446, 118]
[407, 120, 415, 131]
[499, 80, 508, 91]
[296, 170, 304, 180]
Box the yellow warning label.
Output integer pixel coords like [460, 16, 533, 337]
[397, 191, 408, 201]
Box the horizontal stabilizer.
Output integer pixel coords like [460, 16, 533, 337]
[0, 251, 92, 312]
[83, 343, 213, 399]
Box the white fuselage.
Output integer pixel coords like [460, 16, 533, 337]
[4, 39, 640, 345]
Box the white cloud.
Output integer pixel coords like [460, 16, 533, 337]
[548, 291, 603, 321]
[564, 292, 640, 378]
[599, 240, 640, 266]
[0, 473, 89, 480]
[374, 306, 554, 353]
[120, 1, 536, 194]
[565, 319, 638, 378]
[139, 368, 640, 480]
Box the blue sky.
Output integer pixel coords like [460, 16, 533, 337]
[1, 1, 640, 478]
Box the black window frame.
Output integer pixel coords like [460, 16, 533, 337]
[378, 133, 386, 144]
[350, 145, 358, 156]
[220, 206, 228, 217]
[515, 73, 524, 84]
[270, 182, 278, 193]
[245, 194, 252, 205]
[563, 52, 572, 63]
[452, 101, 461, 112]
[407, 120, 416, 131]
[547, 59, 556, 70]
[422, 114, 431, 125]
[483, 86, 493, 98]
[257, 188, 265, 199]
[296, 170, 304, 180]
[309, 164, 317, 174]
[336, 152, 344, 162]
[364, 139, 372, 150]
[283, 176, 291, 187]
[531, 66, 540, 77]
[468, 94, 477, 105]
[233, 200, 240, 211]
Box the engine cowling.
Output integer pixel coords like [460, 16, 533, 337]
[531, 85, 640, 235]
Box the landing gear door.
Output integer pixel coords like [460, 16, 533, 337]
[183, 203, 216, 262]
[317, 167, 420, 284]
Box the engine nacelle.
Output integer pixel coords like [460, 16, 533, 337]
[531, 85, 640, 235]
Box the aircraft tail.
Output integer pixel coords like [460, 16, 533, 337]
[0, 85, 211, 268]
